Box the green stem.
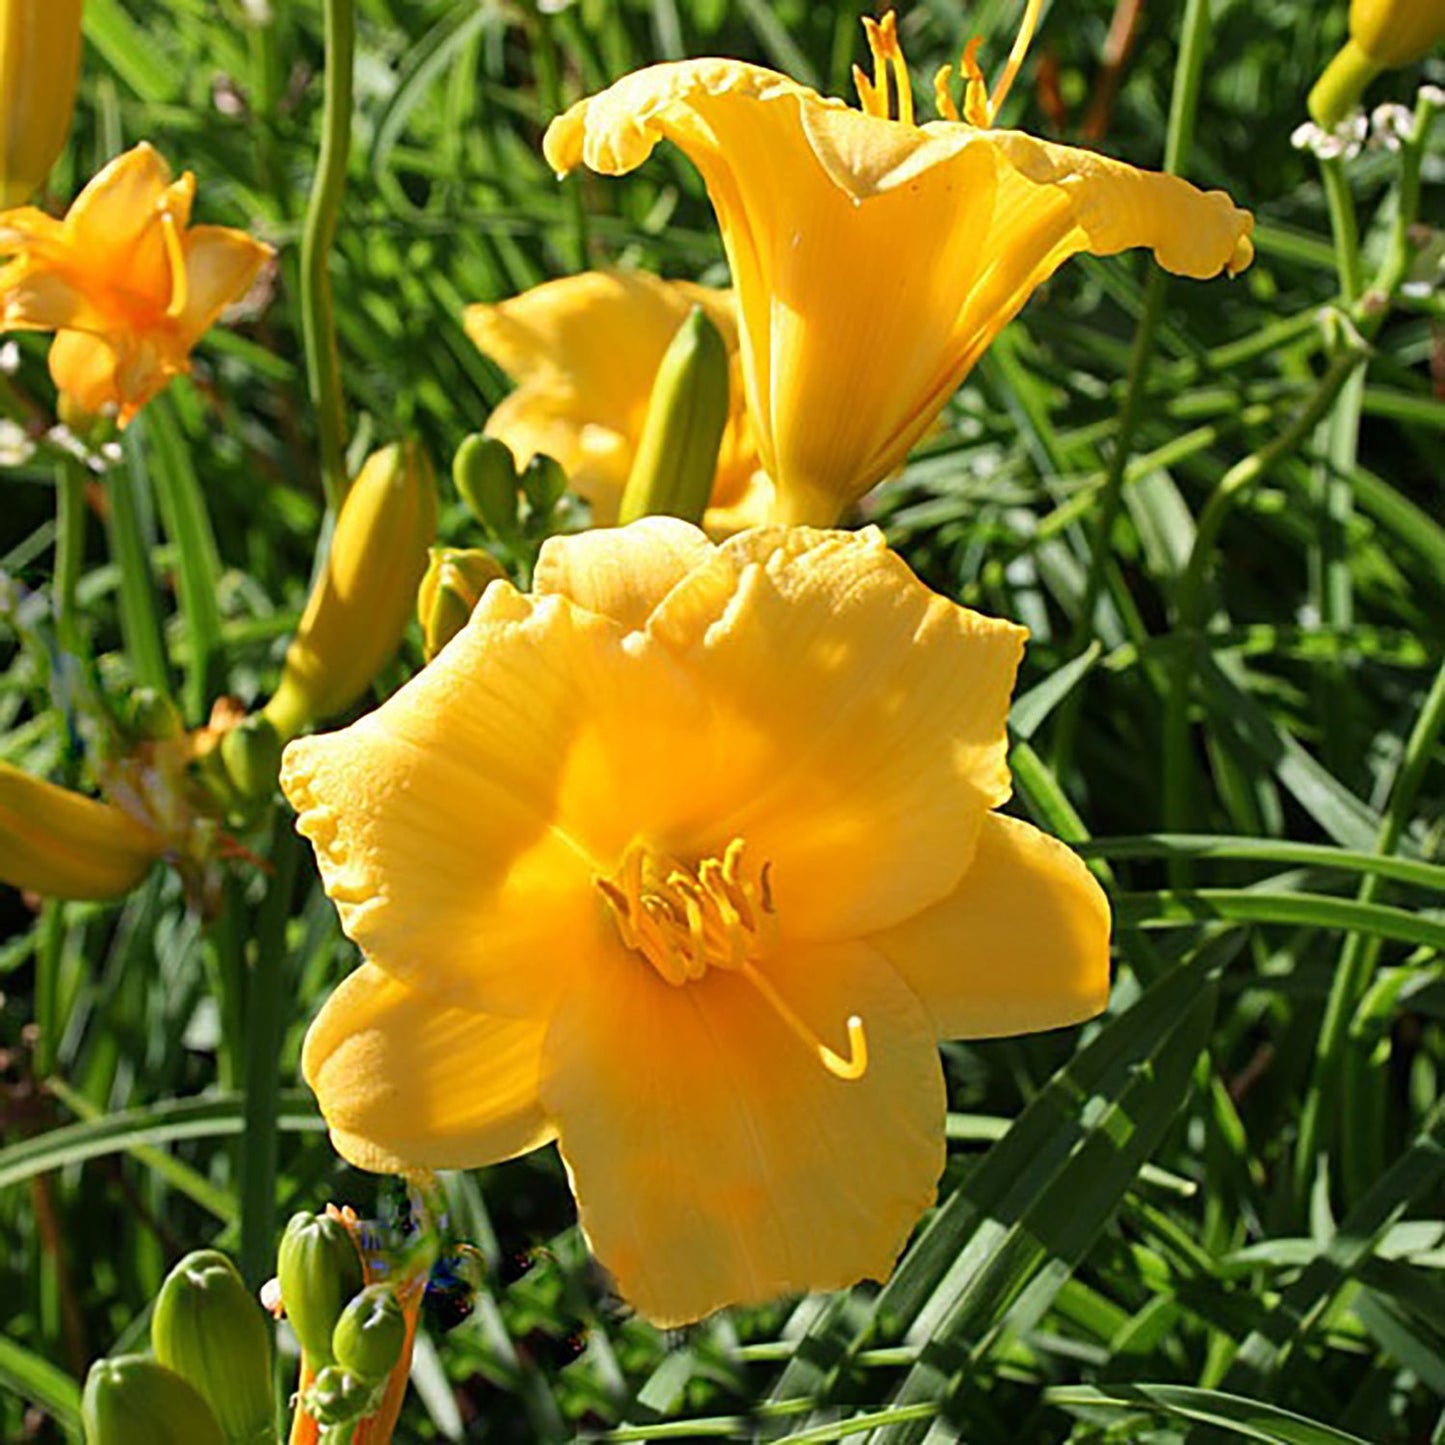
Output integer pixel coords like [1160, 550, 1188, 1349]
[34, 901, 65, 1079]
[53, 456, 87, 667]
[106, 445, 171, 695]
[300, 0, 356, 510]
[239, 818, 300, 1290]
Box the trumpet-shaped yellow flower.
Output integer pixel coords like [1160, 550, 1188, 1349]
[465, 270, 771, 533]
[282, 519, 1111, 1326]
[0, 143, 272, 425]
[1, 0, 83, 207]
[544, 8, 1255, 526]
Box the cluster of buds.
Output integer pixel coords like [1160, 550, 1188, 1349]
[82, 1250, 273, 1444]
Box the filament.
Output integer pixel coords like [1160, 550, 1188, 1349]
[989, 0, 1045, 119]
[740, 962, 869, 1083]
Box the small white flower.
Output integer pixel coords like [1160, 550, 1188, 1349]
[0, 341, 19, 376]
[1370, 103, 1415, 150]
[0, 419, 34, 466]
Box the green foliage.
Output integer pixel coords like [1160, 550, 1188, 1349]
[3, 1, 1445, 1442]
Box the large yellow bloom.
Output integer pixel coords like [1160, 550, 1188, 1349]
[544, 8, 1255, 526]
[0, 142, 272, 425]
[465, 270, 770, 533]
[282, 519, 1111, 1326]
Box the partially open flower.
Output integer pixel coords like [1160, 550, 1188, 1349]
[465, 270, 770, 533]
[545, 8, 1254, 525]
[0, 143, 272, 425]
[284, 519, 1111, 1326]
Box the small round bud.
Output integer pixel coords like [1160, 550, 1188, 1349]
[276, 1212, 364, 1366]
[452, 434, 520, 535]
[305, 1365, 371, 1427]
[521, 452, 568, 516]
[81, 1355, 225, 1445]
[151, 1250, 274, 1445]
[332, 1283, 407, 1383]
[218, 715, 283, 806]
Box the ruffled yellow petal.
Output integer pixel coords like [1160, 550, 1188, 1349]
[532, 515, 715, 633]
[539, 937, 944, 1326]
[175, 225, 270, 343]
[544, 59, 1254, 523]
[303, 962, 552, 1174]
[870, 812, 1111, 1039]
[646, 525, 1027, 939]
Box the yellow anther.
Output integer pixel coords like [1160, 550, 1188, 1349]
[961, 38, 992, 127]
[852, 64, 883, 119]
[934, 63, 961, 122]
[855, 10, 914, 125]
[860, 16, 893, 120]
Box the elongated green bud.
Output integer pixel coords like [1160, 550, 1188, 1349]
[264, 443, 438, 741]
[417, 547, 507, 661]
[218, 715, 283, 808]
[151, 1250, 275, 1445]
[82, 1355, 225, 1445]
[521, 452, 568, 516]
[0, 760, 163, 902]
[617, 306, 729, 527]
[332, 1284, 406, 1383]
[453, 434, 520, 536]
[275, 1212, 364, 1367]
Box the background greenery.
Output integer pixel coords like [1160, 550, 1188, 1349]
[4, 0, 1445, 1440]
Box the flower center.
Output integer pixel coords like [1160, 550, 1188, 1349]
[596, 838, 868, 1082]
[854, 1, 1043, 129]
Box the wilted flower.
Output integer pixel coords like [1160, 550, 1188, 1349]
[465, 270, 770, 532]
[544, 8, 1255, 524]
[0, 143, 272, 425]
[283, 519, 1111, 1325]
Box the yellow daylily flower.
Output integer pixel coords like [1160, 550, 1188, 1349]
[544, 6, 1255, 526]
[0, 142, 272, 426]
[282, 519, 1111, 1326]
[1, 0, 84, 207]
[465, 270, 771, 533]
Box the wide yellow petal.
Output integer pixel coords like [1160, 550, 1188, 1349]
[175, 225, 271, 344]
[302, 962, 552, 1174]
[280, 583, 631, 1020]
[870, 812, 1111, 1040]
[539, 938, 944, 1325]
[646, 525, 1027, 940]
[532, 515, 714, 632]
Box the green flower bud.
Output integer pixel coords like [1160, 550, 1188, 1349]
[305, 1365, 372, 1427]
[125, 688, 184, 743]
[218, 716, 283, 808]
[275, 1212, 364, 1366]
[416, 547, 507, 661]
[331, 1284, 406, 1383]
[617, 305, 729, 527]
[82, 1355, 225, 1445]
[264, 442, 438, 742]
[453, 434, 520, 536]
[521, 452, 569, 517]
[151, 1250, 274, 1445]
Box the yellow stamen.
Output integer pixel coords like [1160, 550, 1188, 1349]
[160, 210, 189, 321]
[989, 0, 1045, 119]
[961, 38, 992, 127]
[597, 839, 869, 1082]
[855, 11, 914, 125]
[933, 63, 961, 122]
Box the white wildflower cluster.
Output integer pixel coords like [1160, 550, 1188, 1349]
[1369, 103, 1416, 150]
[1291, 113, 1370, 161]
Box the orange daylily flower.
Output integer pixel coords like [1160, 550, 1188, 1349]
[283, 520, 1111, 1326]
[0, 142, 272, 425]
[544, 7, 1255, 525]
[465, 269, 771, 533]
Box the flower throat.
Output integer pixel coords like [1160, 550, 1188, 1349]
[596, 838, 868, 1083]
